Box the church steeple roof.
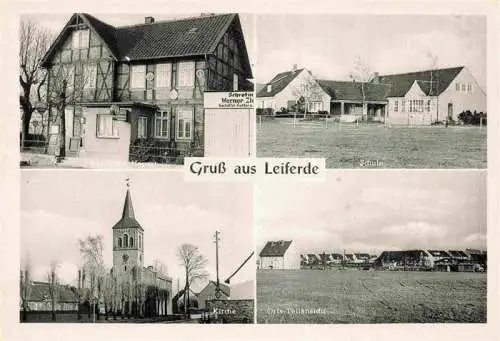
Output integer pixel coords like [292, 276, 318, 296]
[112, 184, 143, 231]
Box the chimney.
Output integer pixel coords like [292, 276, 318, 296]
[373, 72, 380, 84]
[292, 64, 298, 72]
[145, 16, 155, 24]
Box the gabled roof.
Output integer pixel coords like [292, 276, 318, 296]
[24, 281, 79, 303]
[42, 13, 251, 72]
[259, 240, 292, 257]
[112, 188, 144, 231]
[376, 66, 464, 97]
[256, 69, 305, 98]
[200, 280, 231, 298]
[318, 80, 391, 102]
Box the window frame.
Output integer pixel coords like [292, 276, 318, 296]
[177, 61, 195, 87]
[155, 63, 172, 89]
[394, 99, 398, 112]
[130, 65, 146, 89]
[176, 109, 194, 141]
[154, 111, 170, 139]
[96, 114, 119, 138]
[137, 116, 148, 139]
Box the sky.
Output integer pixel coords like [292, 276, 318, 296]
[21, 171, 254, 292]
[254, 15, 486, 89]
[255, 171, 487, 256]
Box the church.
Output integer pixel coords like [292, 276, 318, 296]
[106, 183, 173, 317]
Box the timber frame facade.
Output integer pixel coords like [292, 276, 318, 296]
[41, 13, 253, 162]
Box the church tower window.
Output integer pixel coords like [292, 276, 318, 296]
[124, 233, 129, 247]
[130, 237, 134, 248]
[118, 237, 122, 248]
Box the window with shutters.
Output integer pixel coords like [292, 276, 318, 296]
[176, 110, 193, 140]
[178, 62, 195, 87]
[131, 65, 146, 89]
[155, 63, 172, 88]
[96, 115, 118, 138]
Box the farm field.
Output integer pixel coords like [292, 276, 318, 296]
[256, 269, 487, 323]
[256, 118, 487, 168]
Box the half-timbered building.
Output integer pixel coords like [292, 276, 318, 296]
[41, 13, 253, 162]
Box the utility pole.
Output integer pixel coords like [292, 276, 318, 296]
[214, 230, 221, 298]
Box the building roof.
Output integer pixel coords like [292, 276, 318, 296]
[42, 13, 250, 68]
[317, 80, 391, 102]
[259, 240, 292, 257]
[256, 69, 305, 98]
[201, 280, 231, 297]
[112, 188, 144, 231]
[24, 281, 79, 303]
[376, 66, 464, 97]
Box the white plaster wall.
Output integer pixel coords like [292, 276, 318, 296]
[438, 67, 487, 121]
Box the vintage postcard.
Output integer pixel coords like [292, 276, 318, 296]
[255, 14, 487, 169]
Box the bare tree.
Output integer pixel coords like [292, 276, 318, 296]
[152, 259, 168, 316]
[19, 20, 53, 148]
[349, 55, 374, 122]
[47, 63, 93, 158]
[176, 244, 208, 318]
[20, 257, 32, 322]
[291, 75, 324, 120]
[79, 235, 106, 322]
[46, 260, 60, 321]
[101, 268, 115, 320]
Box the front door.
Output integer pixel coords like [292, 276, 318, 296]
[447, 103, 453, 120]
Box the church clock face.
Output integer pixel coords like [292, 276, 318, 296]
[122, 253, 129, 263]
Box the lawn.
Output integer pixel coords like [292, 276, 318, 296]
[256, 269, 487, 323]
[256, 119, 487, 168]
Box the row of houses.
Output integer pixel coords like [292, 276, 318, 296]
[257, 240, 487, 271]
[256, 65, 486, 125]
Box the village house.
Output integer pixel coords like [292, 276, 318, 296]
[256, 66, 330, 114]
[258, 240, 300, 270]
[376, 66, 486, 125]
[257, 65, 486, 125]
[41, 13, 253, 162]
[21, 281, 79, 313]
[197, 281, 231, 309]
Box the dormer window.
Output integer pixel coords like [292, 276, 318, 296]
[267, 84, 272, 93]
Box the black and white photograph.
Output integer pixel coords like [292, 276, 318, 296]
[255, 15, 487, 169]
[20, 171, 254, 323]
[256, 171, 487, 323]
[19, 12, 255, 169]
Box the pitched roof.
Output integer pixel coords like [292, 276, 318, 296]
[42, 13, 249, 67]
[376, 66, 464, 97]
[259, 240, 292, 257]
[25, 281, 79, 303]
[256, 69, 305, 98]
[318, 80, 391, 102]
[112, 188, 144, 230]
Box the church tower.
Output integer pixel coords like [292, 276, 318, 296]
[112, 181, 144, 277]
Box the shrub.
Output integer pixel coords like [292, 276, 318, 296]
[458, 110, 487, 125]
[129, 138, 182, 164]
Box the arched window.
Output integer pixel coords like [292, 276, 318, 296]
[130, 237, 134, 248]
[118, 237, 122, 248]
[123, 234, 129, 247]
[139, 235, 142, 249]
